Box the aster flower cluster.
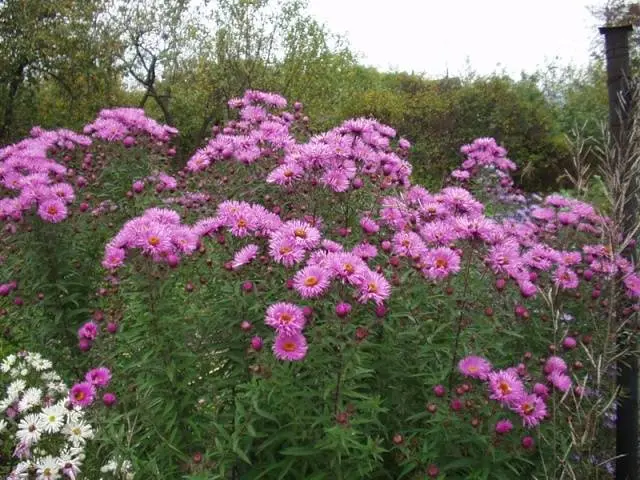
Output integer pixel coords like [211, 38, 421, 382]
[69, 367, 115, 409]
[359, 173, 638, 301]
[102, 208, 199, 270]
[83, 107, 178, 144]
[0, 128, 91, 223]
[458, 353, 573, 429]
[451, 137, 516, 183]
[1, 352, 95, 479]
[265, 117, 412, 193]
[186, 91, 295, 172]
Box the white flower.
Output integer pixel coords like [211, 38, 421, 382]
[16, 413, 44, 445]
[41, 371, 62, 382]
[19, 367, 29, 376]
[11, 460, 32, 477]
[63, 421, 94, 446]
[0, 418, 7, 433]
[7, 379, 26, 401]
[17, 387, 42, 412]
[65, 406, 85, 424]
[30, 356, 52, 372]
[1, 353, 16, 372]
[0, 396, 12, 412]
[100, 459, 117, 473]
[47, 382, 68, 395]
[36, 455, 61, 479]
[57, 447, 83, 479]
[39, 404, 66, 434]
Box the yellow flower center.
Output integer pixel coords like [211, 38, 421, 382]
[47, 205, 58, 215]
[280, 313, 292, 323]
[280, 246, 292, 255]
[367, 282, 378, 293]
[282, 341, 296, 352]
[498, 381, 511, 395]
[435, 258, 448, 269]
[522, 402, 534, 415]
[148, 236, 160, 247]
[294, 228, 307, 238]
[304, 276, 319, 287]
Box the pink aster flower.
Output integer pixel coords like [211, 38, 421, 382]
[266, 162, 303, 185]
[273, 332, 308, 361]
[360, 216, 380, 234]
[280, 220, 321, 249]
[352, 242, 377, 260]
[293, 265, 331, 298]
[329, 252, 366, 285]
[356, 269, 391, 305]
[78, 321, 99, 341]
[392, 231, 427, 258]
[544, 356, 568, 375]
[265, 302, 306, 333]
[422, 247, 461, 280]
[269, 234, 306, 267]
[624, 273, 640, 298]
[511, 394, 547, 428]
[232, 244, 259, 269]
[458, 356, 492, 380]
[553, 266, 579, 289]
[548, 370, 572, 392]
[102, 247, 125, 270]
[69, 382, 96, 407]
[488, 370, 526, 405]
[320, 239, 344, 252]
[85, 367, 112, 387]
[495, 419, 513, 434]
[50, 182, 75, 203]
[37, 198, 68, 223]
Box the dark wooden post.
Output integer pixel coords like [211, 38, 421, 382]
[599, 24, 639, 480]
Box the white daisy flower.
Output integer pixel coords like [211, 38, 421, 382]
[17, 387, 42, 412]
[16, 413, 44, 445]
[57, 447, 84, 479]
[0, 418, 7, 432]
[65, 407, 85, 424]
[1, 353, 16, 372]
[41, 371, 62, 382]
[31, 357, 52, 372]
[36, 455, 61, 479]
[39, 404, 66, 434]
[7, 379, 26, 401]
[11, 460, 32, 477]
[0, 397, 11, 412]
[63, 421, 94, 446]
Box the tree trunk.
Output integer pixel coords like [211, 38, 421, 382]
[0, 62, 27, 144]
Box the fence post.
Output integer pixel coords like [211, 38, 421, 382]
[599, 24, 638, 480]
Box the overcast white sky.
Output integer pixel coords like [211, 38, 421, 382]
[306, 0, 601, 78]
